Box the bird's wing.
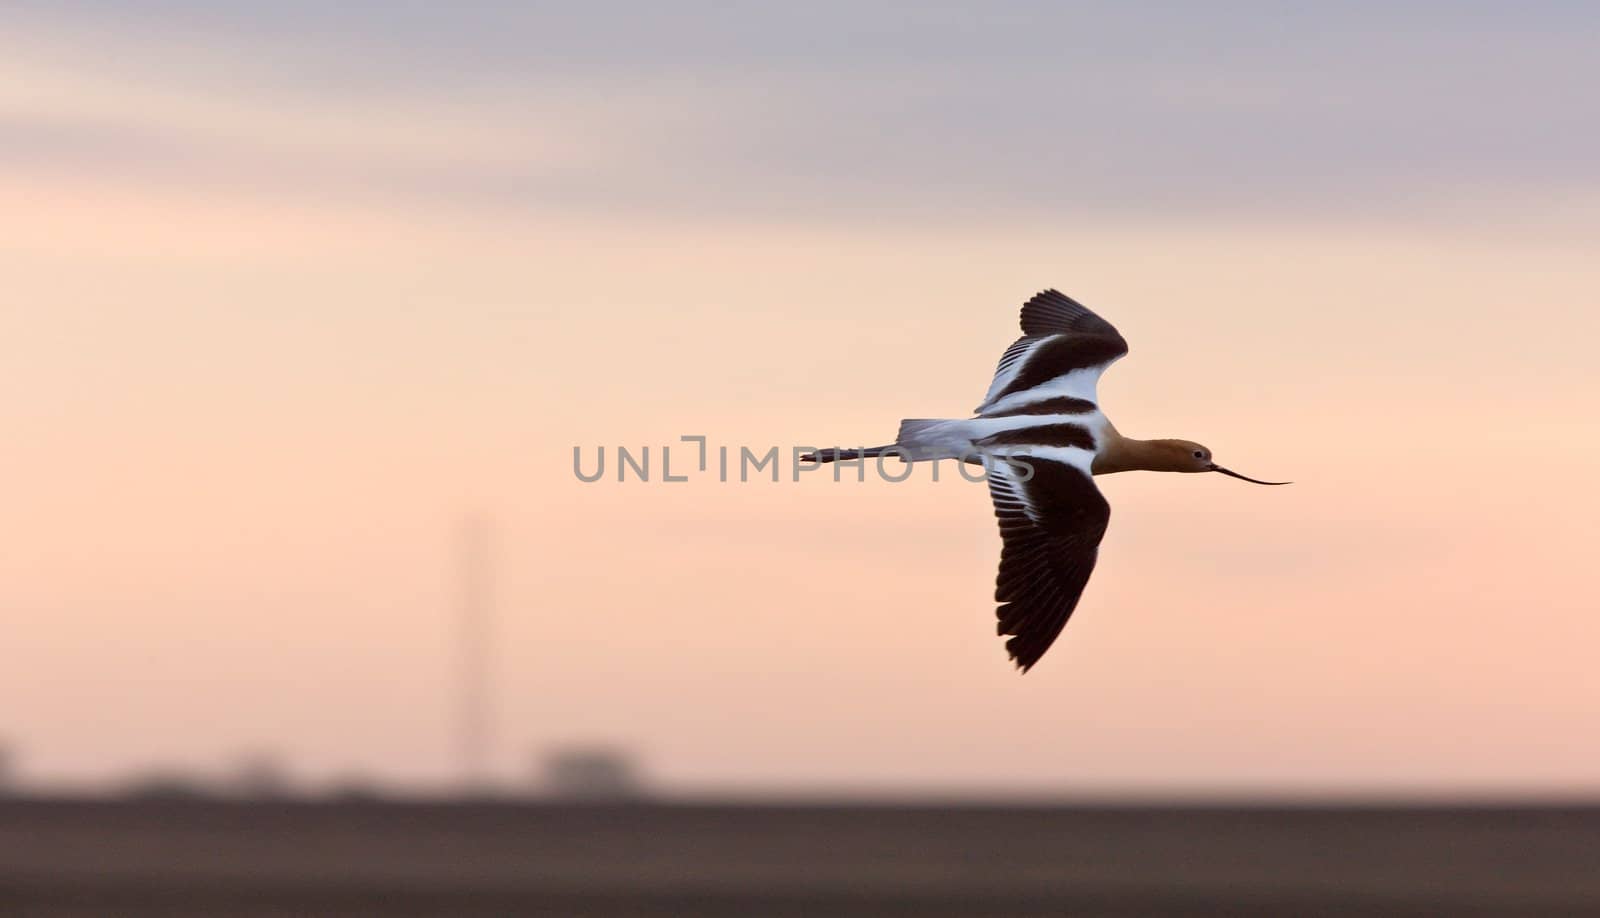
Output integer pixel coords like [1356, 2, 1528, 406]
[987, 456, 1110, 671]
[976, 289, 1129, 415]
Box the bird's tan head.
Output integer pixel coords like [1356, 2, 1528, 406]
[1151, 439, 1290, 484]
[1151, 439, 1216, 472]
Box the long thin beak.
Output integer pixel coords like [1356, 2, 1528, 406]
[1210, 465, 1291, 485]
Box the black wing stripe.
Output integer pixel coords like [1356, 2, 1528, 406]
[981, 396, 1098, 418]
[977, 423, 1097, 452]
[992, 337, 1038, 376]
[988, 334, 1129, 404]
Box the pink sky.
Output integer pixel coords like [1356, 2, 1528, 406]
[3, 6, 1599, 796]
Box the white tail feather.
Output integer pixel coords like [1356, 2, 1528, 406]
[895, 418, 973, 461]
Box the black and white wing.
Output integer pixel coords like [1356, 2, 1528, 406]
[987, 457, 1111, 671]
[976, 290, 1128, 416]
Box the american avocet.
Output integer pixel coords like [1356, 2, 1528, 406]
[803, 289, 1288, 671]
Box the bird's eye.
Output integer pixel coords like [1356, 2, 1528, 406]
[1193, 450, 1204, 459]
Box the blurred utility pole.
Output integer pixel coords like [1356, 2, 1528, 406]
[0, 740, 13, 796]
[457, 515, 495, 795]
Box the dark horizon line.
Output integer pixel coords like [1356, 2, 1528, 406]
[8, 789, 1600, 812]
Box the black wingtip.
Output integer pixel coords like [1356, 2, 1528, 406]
[1016, 287, 1122, 343]
[1006, 639, 1043, 674]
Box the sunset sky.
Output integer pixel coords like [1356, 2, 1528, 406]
[4, 2, 1599, 797]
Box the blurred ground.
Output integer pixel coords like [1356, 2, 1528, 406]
[2, 800, 1598, 917]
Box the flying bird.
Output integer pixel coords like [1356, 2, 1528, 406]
[803, 289, 1288, 671]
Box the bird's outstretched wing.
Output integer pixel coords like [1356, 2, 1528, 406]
[987, 457, 1110, 671]
[976, 289, 1128, 415]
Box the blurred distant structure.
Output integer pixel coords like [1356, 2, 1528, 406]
[322, 775, 387, 803]
[540, 748, 645, 802]
[121, 770, 212, 801]
[226, 752, 292, 800]
[0, 742, 14, 796]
